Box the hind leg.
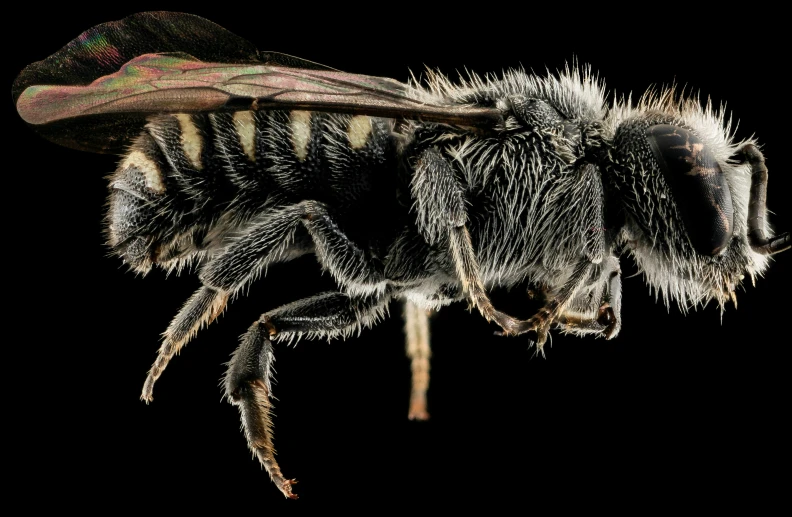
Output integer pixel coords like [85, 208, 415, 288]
[225, 291, 390, 499]
[141, 203, 305, 401]
[143, 200, 384, 400]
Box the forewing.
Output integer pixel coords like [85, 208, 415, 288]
[18, 54, 502, 152]
[12, 11, 334, 153]
[14, 12, 502, 153]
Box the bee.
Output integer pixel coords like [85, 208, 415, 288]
[13, 11, 789, 502]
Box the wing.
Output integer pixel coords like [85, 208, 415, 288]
[13, 11, 502, 154]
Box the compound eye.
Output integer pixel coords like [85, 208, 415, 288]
[647, 124, 734, 256]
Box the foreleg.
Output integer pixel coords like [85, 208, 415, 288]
[412, 149, 613, 350]
[500, 258, 595, 352]
[225, 291, 391, 499]
[557, 260, 623, 340]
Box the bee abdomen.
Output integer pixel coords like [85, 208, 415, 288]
[107, 109, 397, 273]
[213, 110, 394, 208]
[106, 131, 166, 270]
[107, 114, 233, 272]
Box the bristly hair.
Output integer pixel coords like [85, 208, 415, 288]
[412, 62, 607, 123]
[413, 64, 771, 313]
[607, 87, 768, 312]
[406, 63, 612, 292]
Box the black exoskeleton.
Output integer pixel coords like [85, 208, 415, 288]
[14, 12, 789, 499]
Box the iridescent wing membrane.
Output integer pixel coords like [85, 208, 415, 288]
[13, 11, 501, 154]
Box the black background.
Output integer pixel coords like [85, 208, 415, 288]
[9, 6, 790, 511]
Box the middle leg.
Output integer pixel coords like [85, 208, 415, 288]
[404, 300, 431, 420]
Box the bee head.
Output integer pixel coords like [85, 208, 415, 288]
[604, 92, 787, 309]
